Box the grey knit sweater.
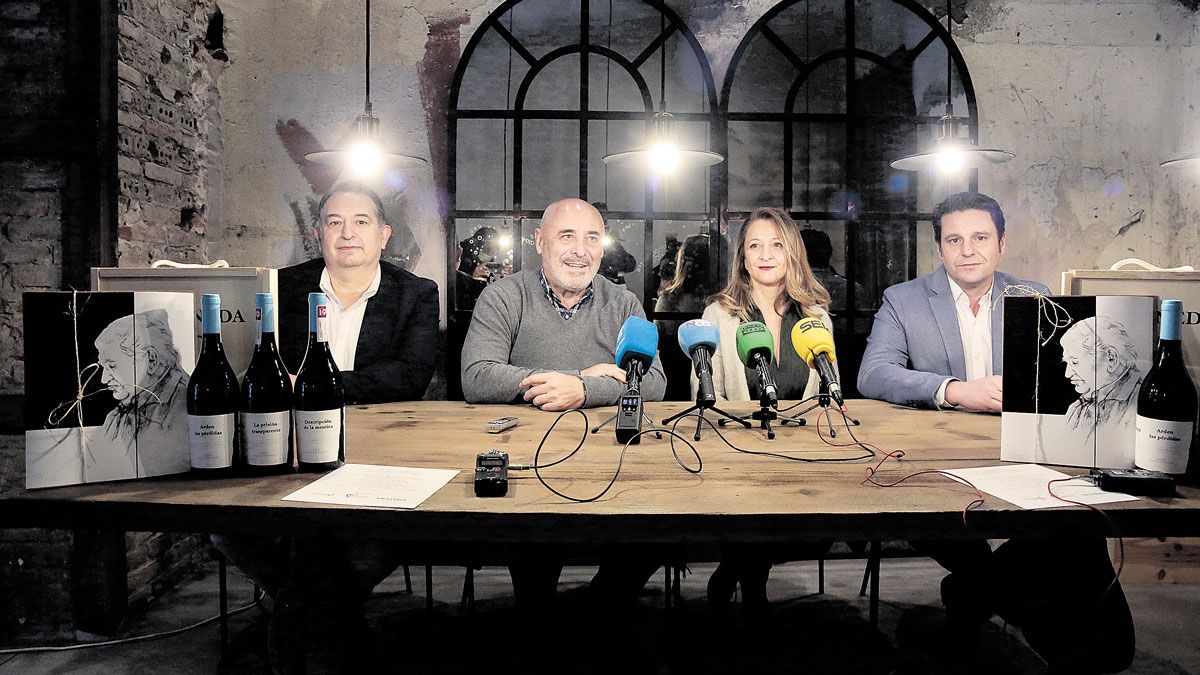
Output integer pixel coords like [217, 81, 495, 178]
[461, 270, 667, 406]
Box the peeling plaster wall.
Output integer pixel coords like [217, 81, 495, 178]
[213, 0, 474, 313]
[213, 0, 1200, 306]
[961, 0, 1200, 287]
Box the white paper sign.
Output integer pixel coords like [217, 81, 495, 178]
[942, 464, 1138, 510]
[282, 464, 460, 509]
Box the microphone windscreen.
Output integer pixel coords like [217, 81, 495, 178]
[790, 317, 836, 366]
[735, 321, 773, 366]
[615, 316, 659, 368]
[678, 319, 719, 358]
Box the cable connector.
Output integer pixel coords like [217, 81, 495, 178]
[508, 463, 533, 471]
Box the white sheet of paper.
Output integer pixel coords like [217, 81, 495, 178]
[282, 464, 460, 509]
[942, 464, 1139, 510]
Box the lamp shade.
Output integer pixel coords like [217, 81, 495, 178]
[890, 115, 1013, 173]
[303, 112, 426, 174]
[601, 111, 724, 173]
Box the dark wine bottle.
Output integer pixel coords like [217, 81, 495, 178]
[1135, 299, 1198, 477]
[294, 292, 345, 472]
[239, 292, 294, 475]
[187, 293, 240, 476]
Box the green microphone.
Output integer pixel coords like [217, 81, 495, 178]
[735, 321, 778, 405]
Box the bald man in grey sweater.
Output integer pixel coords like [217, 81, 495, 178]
[462, 198, 666, 408]
[460, 198, 667, 611]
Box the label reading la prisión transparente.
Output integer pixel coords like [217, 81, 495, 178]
[188, 413, 235, 468]
[241, 411, 289, 466]
[295, 409, 342, 463]
[1135, 415, 1195, 474]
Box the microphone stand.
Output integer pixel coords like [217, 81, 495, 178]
[720, 374, 806, 441]
[591, 362, 663, 440]
[783, 385, 862, 438]
[661, 392, 749, 442]
[589, 407, 662, 439]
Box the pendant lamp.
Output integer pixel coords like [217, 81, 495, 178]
[890, 0, 1013, 173]
[304, 0, 426, 176]
[601, 12, 723, 174]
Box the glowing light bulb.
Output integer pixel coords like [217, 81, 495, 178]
[497, 234, 513, 250]
[647, 141, 680, 174]
[936, 147, 964, 173]
[347, 141, 383, 177]
[602, 235, 613, 248]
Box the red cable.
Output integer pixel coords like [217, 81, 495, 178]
[827, 408, 986, 528]
[1045, 477, 1126, 593]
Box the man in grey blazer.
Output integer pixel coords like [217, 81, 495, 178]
[857, 193, 1134, 672]
[858, 193, 1048, 410]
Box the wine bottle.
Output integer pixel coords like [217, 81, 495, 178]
[239, 292, 294, 475]
[1135, 299, 1198, 477]
[294, 292, 345, 472]
[187, 293, 240, 476]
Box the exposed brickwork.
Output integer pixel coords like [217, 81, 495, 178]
[0, 0, 74, 642]
[0, 0, 221, 640]
[0, 524, 73, 640]
[115, 0, 226, 266]
[0, 0, 67, 397]
[125, 531, 214, 609]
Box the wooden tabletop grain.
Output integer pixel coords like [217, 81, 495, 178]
[3, 400, 1198, 546]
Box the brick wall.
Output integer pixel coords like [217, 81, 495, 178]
[0, 0, 225, 640]
[0, 0, 72, 642]
[115, 0, 226, 266]
[125, 531, 213, 609]
[112, 0, 226, 619]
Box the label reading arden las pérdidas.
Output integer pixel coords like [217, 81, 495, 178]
[188, 413, 235, 469]
[1135, 415, 1194, 474]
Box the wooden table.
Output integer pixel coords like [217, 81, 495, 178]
[3, 400, 1200, 550]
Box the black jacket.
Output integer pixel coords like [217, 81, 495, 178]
[278, 258, 439, 404]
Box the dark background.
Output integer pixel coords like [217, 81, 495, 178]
[23, 292, 133, 430]
[1002, 295, 1095, 415]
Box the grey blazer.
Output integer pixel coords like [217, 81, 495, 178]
[856, 267, 1049, 408]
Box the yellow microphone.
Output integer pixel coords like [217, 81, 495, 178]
[790, 317, 843, 406]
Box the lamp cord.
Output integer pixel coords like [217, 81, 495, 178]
[364, 0, 372, 113]
[944, 0, 953, 117]
[659, 10, 666, 112]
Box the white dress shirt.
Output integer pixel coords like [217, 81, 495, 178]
[935, 276, 994, 407]
[318, 265, 381, 372]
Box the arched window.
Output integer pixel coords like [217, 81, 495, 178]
[447, 0, 721, 400]
[721, 0, 980, 394]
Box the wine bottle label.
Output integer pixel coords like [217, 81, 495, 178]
[188, 413, 235, 469]
[1135, 415, 1194, 474]
[296, 408, 342, 463]
[242, 411, 289, 466]
[255, 307, 262, 346]
[317, 305, 329, 343]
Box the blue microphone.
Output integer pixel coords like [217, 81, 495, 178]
[678, 319, 719, 406]
[615, 316, 658, 388]
[613, 316, 658, 444]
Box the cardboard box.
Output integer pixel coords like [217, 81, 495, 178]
[24, 291, 195, 488]
[1002, 295, 1154, 469]
[1064, 270, 1200, 577]
[1063, 269, 1200, 385]
[91, 266, 278, 378]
